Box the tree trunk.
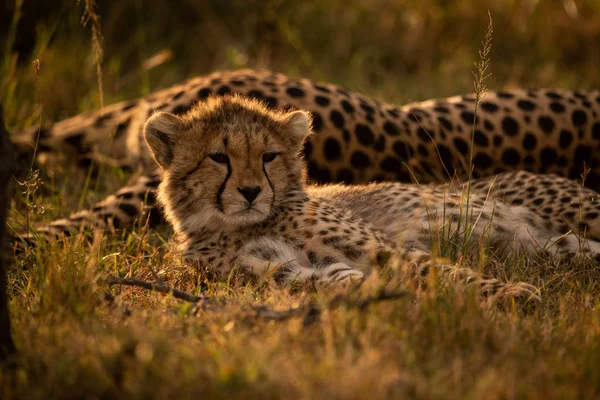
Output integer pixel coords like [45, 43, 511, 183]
[0, 105, 16, 359]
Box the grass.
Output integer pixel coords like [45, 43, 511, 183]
[2, 0, 600, 398]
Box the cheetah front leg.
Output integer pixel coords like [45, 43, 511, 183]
[238, 237, 364, 285]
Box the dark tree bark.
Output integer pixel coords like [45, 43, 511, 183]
[0, 106, 16, 359]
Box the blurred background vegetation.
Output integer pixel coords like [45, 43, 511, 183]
[1, 0, 600, 131]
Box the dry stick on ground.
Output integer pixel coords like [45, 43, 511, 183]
[104, 274, 413, 323]
[105, 276, 207, 303]
[249, 290, 414, 325]
[0, 106, 17, 359]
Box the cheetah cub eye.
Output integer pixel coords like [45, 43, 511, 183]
[209, 153, 230, 164]
[262, 152, 278, 163]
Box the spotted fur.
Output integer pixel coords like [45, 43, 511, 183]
[111, 96, 596, 300]
[13, 69, 600, 189]
[13, 70, 600, 276]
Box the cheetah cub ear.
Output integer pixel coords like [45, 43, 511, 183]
[144, 112, 184, 169]
[281, 110, 312, 149]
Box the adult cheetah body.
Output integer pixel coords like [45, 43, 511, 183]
[14, 69, 600, 188]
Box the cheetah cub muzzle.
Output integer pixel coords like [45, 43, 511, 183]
[144, 96, 599, 300]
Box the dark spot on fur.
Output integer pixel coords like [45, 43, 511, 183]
[286, 87, 305, 98]
[247, 89, 265, 100]
[453, 138, 469, 156]
[572, 110, 587, 126]
[114, 118, 130, 139]
[312, 113, 323, 132]
[381, 157, 402, 172]
[540, 148, 557, 165]
[65, 132, 88, 151]
[497, 92, 515, 99]
[538, 116, 555, 134]
[517, 99, 536, 111]
[217, 86, 231, 95]
[502, 149, 520, 165]
[172, 91, 185, 100]
[522, 133, 537, 151]
[559, 130, 573, 148]
[197, 88, 211, 100]
[350, 151, 371, 169]
[393, 141, 411, 160]
[93, 112, 113, 127]
[337, 169, 354, 184]
[550, 102, 565, 113]
[438, 145, 454, 170]
[546, 92, 562, 100]
[585, 212, 599, 220]
[473, 130, 488, 147]
[417, 128, 430, 142]
[384, 121, 400, 136]
[264, 97, 278, 109]
[374, 135, 385, 151]
[473, 153, 493, 169]
[355, 124, 375, 146]
[341, 100, 354, 114]
[303, 140, 313, 159]
[460, 111, 476, 125]
[172, 104, 192, 115]
[592, 123, 600, 140]
[315, 95, 330, 106]
[307, 161, 331, 183]
[480, 102, 499, 112]
[342, 129, 351, 143]
[117, 192, 134, 200]
[574, 145, 592, 162]
[121, 101, 137, 111]
[501, 117, 519, 136]
[324, 138, 341, 161]
[360, 103, 375, 114]
[330, 110, 345, 129]
[118, 203, 139, 217]
[314, 84, 331, 93]
[436, 118, 452, 133]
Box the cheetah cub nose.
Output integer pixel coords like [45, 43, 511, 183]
[238, 186, 262, 204]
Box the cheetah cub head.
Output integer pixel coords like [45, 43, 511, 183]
[144, 96, 312, 232]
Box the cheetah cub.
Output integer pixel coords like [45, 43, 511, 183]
[143, 96, 597, 299]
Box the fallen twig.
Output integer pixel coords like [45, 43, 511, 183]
[103, 275, 413, 326]
[104, 276, 207, 303]
[250, 289, 414, 326]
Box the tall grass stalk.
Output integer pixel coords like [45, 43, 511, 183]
[79, 0, 105, 108]
[459, 11, 493, 253]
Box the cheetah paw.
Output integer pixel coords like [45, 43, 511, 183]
[320, 263, 365, 284]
